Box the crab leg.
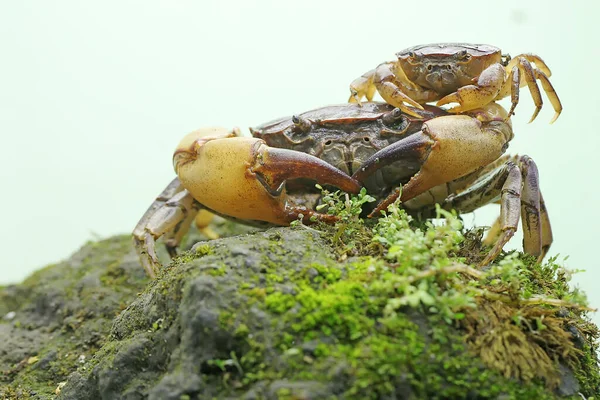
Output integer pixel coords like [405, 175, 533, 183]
[496, 55, 561, 123]
[175, 130, 363, 226]
[348, 68, 378, 104]
[519, 156, 542, 256]
[533, 69, 562, 124]
[441, 155, 550, 265]
[132, 179, 200, 278]
[505, 53, 552, 78]
[513, 57, 543, 123]
[443, 161, 523, 266]
[539, 194, 553, 261]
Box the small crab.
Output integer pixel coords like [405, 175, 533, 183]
[349, 43, 562, 123]
[133, 103, 552, 278]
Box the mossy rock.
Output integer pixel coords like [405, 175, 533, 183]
[1, 214, 598, 399]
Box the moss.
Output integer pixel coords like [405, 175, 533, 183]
[5, 190, 598, 399]
[219, 252, 565, 398]
[186, 198, 598, 398]
[0, 235, 150, 399]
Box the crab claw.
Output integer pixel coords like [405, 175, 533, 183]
[173, 128, 362, 226]
[353, 108, 513, 216]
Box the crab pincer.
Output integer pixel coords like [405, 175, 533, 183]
[173, 127, 362, 226]
[353, 104, 514, 217]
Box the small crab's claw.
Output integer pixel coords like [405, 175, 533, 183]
[353, 105, 514, 216]
[174, 129, 362, 226]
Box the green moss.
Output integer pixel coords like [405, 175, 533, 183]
[209, 250, 567, 398]
[7, 189, 597, 399]
[194, 196, 598, 398]
[0, 234, 150, 399]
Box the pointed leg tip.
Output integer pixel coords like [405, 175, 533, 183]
[403, 106, 426, 118]
[549, 112, 560, 124]
[528, 108, 541, 123]
[436, 93, 459, 107]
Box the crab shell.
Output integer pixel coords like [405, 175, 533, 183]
[396, 43, 503, 95]
[250, 102, 447, 198]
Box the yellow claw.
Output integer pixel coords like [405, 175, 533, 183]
[174, 130, 362, 226]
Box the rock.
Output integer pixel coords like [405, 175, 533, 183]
[1, 221, 599, 399]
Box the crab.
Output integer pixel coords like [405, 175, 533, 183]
[133, 102, 552, 278]
[349, 43, 562, 123]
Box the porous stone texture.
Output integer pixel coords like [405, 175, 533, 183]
[1, 224, 598, 399]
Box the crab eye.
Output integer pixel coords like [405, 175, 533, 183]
[426, 65, 433, 71]
[457, 50, 471, 60]
[408, 51, 416, 58]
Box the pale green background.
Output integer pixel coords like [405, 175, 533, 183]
[1, 1, 598, 320]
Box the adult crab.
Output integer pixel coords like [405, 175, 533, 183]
[349, 43, 562, 123]
[133, 102, 551, 278]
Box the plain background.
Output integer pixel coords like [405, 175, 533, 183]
[1, 1, 598, 321]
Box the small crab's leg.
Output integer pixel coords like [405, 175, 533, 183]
[132, 181, 199, 278]
[505, 53, 552, 77]
[503, 65, 521, 118]
[372, 63, 438, 118]
[348, 68, 378, 104]
[497, 56, 561, 123]
[514, 57, 543, 123]
[534, 69, 562, 123]
[436, 63, 505, 113]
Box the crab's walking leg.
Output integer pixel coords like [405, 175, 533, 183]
[533, 69, 562, 124]
[519, 156, 542, 257]
[132, 179, 200, 278]
[482, 216, 503, 246]
[194, 210, 219, 240]
[441, 155, 551, 265]
[444, 161, 523, 266]
[513, 57, 543, 123]
[538, 194, 553, 261]
[497, 55, 561, 123]
[507, 54, 552, 77]
[348, 68, 378, 104]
